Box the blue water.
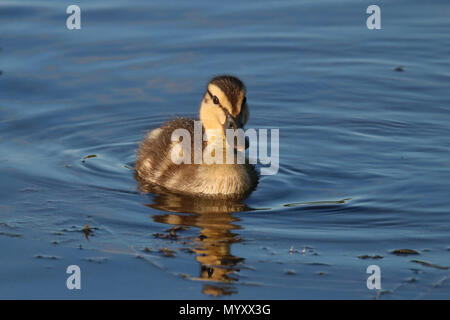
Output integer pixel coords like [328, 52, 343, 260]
[0, 0, 449, 299]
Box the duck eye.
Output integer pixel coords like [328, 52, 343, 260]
[213, 96, 219, 105]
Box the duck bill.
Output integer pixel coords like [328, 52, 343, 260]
[224, 115, 249, 152]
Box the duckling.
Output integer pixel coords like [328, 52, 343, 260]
[135, 75, 258, 199]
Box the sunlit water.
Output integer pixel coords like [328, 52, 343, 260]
[1, 0, 449, 299]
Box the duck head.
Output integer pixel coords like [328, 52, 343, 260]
[199, 75, 249, 151]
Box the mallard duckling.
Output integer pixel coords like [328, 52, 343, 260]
[135, 75, 258, 199]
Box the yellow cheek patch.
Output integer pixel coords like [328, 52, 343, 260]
[200, 105, 226, 131]
[208, 84, 233, 114]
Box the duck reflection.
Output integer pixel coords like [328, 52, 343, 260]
[138, 178, 251, 296]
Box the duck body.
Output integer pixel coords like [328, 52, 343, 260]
[135, 117, 258, 199]
[135, 75, 258, 199]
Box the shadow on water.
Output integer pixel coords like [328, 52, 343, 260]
[137, 176, 252, 296]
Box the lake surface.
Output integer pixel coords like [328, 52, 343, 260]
[0, 0, 449, 299]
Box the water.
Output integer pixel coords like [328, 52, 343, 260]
[1, 0, 449, 299]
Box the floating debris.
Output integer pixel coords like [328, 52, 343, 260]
[159, 247, 175, 257]
[153, 225, 190, 240]
[82, 224, 91, 234]
[391, 249, 419, 256]
[82, 224, 96, 240]
[81, 154, 97, 163]
[284, 198, 351, 207]
[143, 247, 152, 253]
[394, 66, 404, 72]
[358, 254, 384, 260]
[285, 269, 296, 275]
[411, 260, 448, 270]
[379, 290, 392, 296]
[306, 262, 330, 266]
[84, 257, 108, 264]
[35, 254, 59, 260]
[0, 231, 21, 238]
[406, 277, 417, 283]
[289, 246, 299, 255]
[153, 232, 169, 239]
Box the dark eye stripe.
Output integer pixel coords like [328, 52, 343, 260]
[207, 89, 220, 105]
